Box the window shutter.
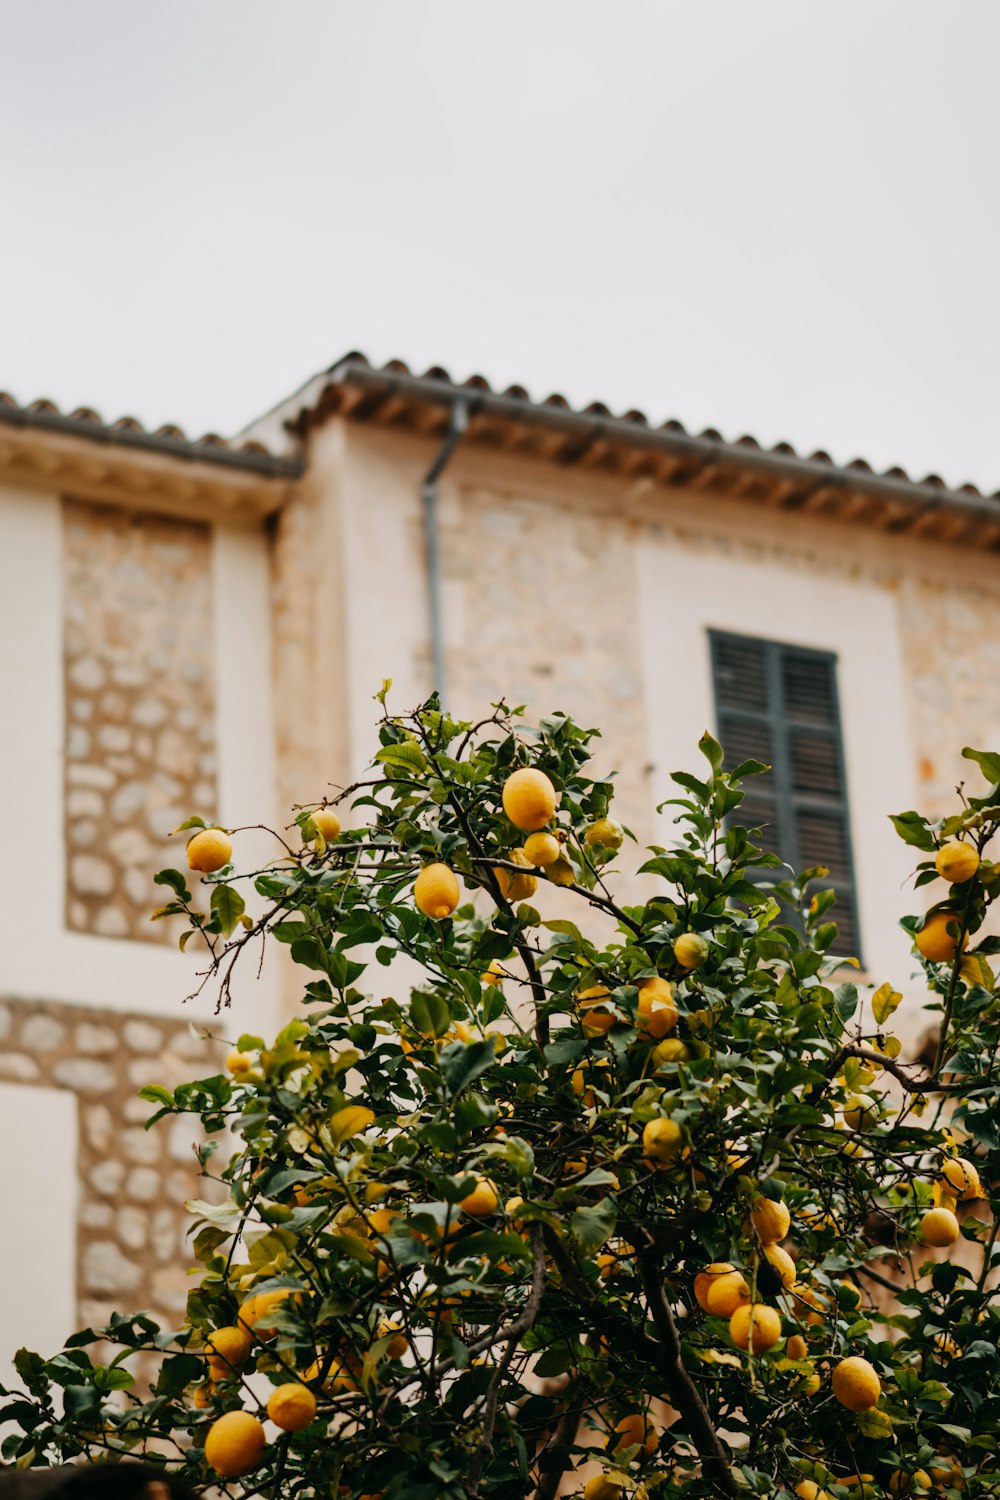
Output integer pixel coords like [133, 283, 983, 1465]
[710, 632, 861, 961]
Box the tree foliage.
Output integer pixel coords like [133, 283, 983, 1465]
[4, 694, 1000, 1499]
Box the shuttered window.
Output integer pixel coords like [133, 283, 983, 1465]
[709, 631, 861, 961]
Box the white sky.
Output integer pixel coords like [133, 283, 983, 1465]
[2, 1, 999, 489]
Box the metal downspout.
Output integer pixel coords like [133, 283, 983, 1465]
[421, 399, 468, 704]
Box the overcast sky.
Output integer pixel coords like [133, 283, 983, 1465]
[2, 2, 998, 488]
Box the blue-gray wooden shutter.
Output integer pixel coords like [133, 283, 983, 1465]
[709, 631, 861, 961]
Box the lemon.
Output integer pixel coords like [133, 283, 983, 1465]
[636, 977, 678, 1038]
[311, 808, 342, 842]
[414, 862, 460, 918]
[204, 1410, 266, 1477]
[921, 1206, 960, 1246]
[584, 818, 624, 851]
[583, 1478, 622, 1500]
[523, 830, 561, 866]
[611, 1412, 658, 1455]
[915, 910, 966, 964]
[831, 1355, 881, 1410]
[730, 1302, 781, 1352]
[502, 768, 558, 831]
[795, 1484, 830, 1500]
[843, 1094, 880, 1133]
[887, 1469, 932, 1494]
[940, 1155, 983, 1201]
[673, 931, 709, 969]
[651, 1038, 690, 1066]
[642, 1117, 683, 1164]
[745, 1196, 791, 1245]
[267, 1382, 317, 1431]
[191, 1381, 214, 1409]
[935, 840, 980, 884]
[226, 1049, 253, 1077]
[786, 1333, 808, 1361]
[763, 1242, 796, 1288]
[545, 856, 576, 886]
[482, 959, 506, 987]
[459, 1175, 499, 1217]
[187, 828, 232, 873]
[705, 1270, 750, 1318]
[205, 1325, 252, 1380]
[694, 1263, 736, 1313]
[493, 848, 538, 902]
[577, 984, 616, 1035]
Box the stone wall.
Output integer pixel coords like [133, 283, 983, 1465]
[897, 575, 1000, 821]
[62, 498, 218, 942]
[0, 997, 225, 1336]
[444, 484, 654, 847]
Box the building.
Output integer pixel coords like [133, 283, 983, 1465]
[1, 353, 998, 1371]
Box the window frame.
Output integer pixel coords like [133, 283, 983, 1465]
[709, 628, 863, 964]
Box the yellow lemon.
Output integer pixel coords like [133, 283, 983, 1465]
[583, 1478, 622, 1500]
[266, 1382, 317, 1431]
[459, 1176, 499, 1217]
[745, 1197, 790, 1245]
[311, 808, 342, 842]
[502, 768, 558, 831]
[226, 1049, 253, 1077]
[831, 1355, 881, 1411]
[786, 1333, 809, 1361]
[729, 1302, 781, 1353]
[921, 1206, 960, 1247]
[584, 818, 624, 851]
[940, 1156, 984, 1201]
[205, 1325, 252, 1381]
[414, 863, 460, 919]
[636, 978, 678, 1038]
[888, 1470, 932, 1494]
[794, 1484, 829, 1500]
[935, 841, 979, 884]
[651, 1038, 690, 1066]
[493, 848, 538, 902]
[577, 984, 616, 1035]
[482, 959, 506, 987]
[694, 1263, 736, 1313]
[673, 931, 709, 969]
[611, 1412, 658, 1456]
[642, 1117, 683, 1164]
[545, 855, 576, 886]
[843, 1094, 880, 1133]
[763, 1243, 796, 1289]
[191, 1381, 214, 1410]
[705, 1270, 750, 1318]
[916, 910, 966, 964]
[187, 828, 233, 873]
[523, 831, 561, 866]
[204, 1411, 266, 1477]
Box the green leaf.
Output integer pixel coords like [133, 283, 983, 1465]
[375, 743, 428, 773]
[698, 731, 725, 774]
[570, 1197, 616, 1253]
[888, 811, 936, 851]
[962, 747, 1000, 785]
[835, 983, 858, 1022]
[210, 883, 246, 939]
[170, 815, 208, 834]
[154, 868, 191, 900]
[440, 1039, 497, 1098]
[410, 991, 450, 1039]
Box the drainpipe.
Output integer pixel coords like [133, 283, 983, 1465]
[420, 399, 468, 705]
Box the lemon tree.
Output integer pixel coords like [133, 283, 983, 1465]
[4, 699, 1000, 1499]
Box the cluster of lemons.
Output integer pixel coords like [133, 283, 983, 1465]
[693, 1197, 882, 1415]
[920, 1155, 984, 1247]
[914, 838, 981, 963]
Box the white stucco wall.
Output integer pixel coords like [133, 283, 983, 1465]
[0, 482, 281, 1034]
[0, 1083, 77, 1382]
